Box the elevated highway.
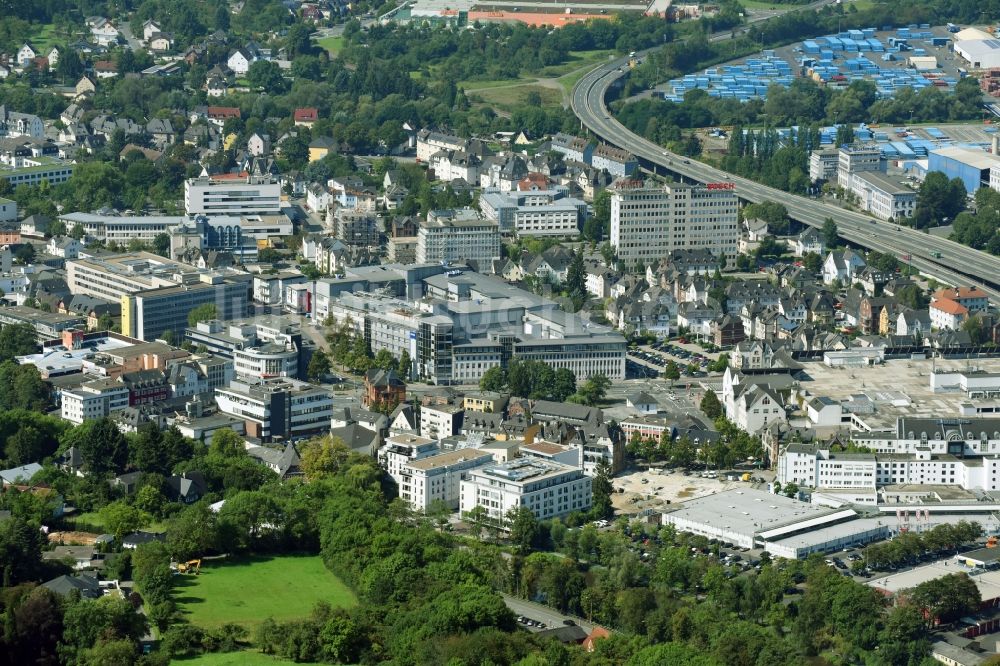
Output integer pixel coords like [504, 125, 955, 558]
[571, 24, 1000, 303]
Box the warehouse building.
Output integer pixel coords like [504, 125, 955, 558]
[954, 38, 1000, 70]
[928, 146, 1000, 195]
[661, 488, 889, 558]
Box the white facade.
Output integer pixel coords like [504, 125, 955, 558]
[378, 434, 440, 479]
[0, 197, 15, 223]
[61, 380, 130, 425]
[399, 448, 494, 511]
[930, 299, 968, 331]
[416, 210, 501, 265]
[610, 181, 739, 269]
[837, 145, 884, 188]
[460, 458, 592, 523]
[479, 188, 586, 236]
[214, 378, 332, 442]
[184, 175, 282, 217]
[420, 404, 463, 440]
[845, 172, 916, 221]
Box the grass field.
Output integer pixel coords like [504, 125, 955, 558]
[315, 35, 344, 55]
[172, 652, 312, 666]
[173, 555, 356, 631]
[67, 511, 165, 533]
[472, 83, 563, 109]
[27, 24, 60, 52]
[738, 0, 807, 8]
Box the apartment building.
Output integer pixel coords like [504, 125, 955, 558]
[420, 403, 464, 440]
[60, 379, 130, 425]
[378, 434, 440, 480]
[459, 458, 592, 523]
[184, 172, 282, 217]
[478, 187, 587, 236]
[415, 209, 501, 265]
[610, 180, 739, 269]
[214, 377, 332, 442]
[591, 144, 638, 178]
[399, 449, 494, 512]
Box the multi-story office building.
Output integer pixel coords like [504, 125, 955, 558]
[610, 180, 739, 269]
[809, 148, 839, 183]
[0, 306, 86, 342]
[184, 172, 282, 217]
[459, 458, 592, 523]
[416, 209, 501, 265]
[122, 276, 251, 342]
[844, 172, 916, 221]
[214, 377, 333, 442]
[185, 317, 301, 381]
[66, 252, 204, 301]
[333, 210, 380, 246]
[60, 379, 130, 425]
[59, 212, 183, 245]
[479, 187, 587, 236]
[399, 449, 495, 511]
[0, 158, 75, 188]
[836, 144, 885, 189]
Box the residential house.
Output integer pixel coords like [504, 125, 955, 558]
[248, 133, 271, 157]
[142, 19, 163, 42]
[822, 249, 866, 285]
[795, 228, 825, 258]
[93, 60, 118, 78]
[89, 19, 120, 47]
[626, 392, 658, 415]
[16, 43, 36, 68]
[309, 136, 336, 162]
[149, 33, 173, 52]
[930, 298, 969, 331]
[896, 309, 931, 337]
[293, 108, 318, 126]
[206, 76, 228, 97]
[363, 368, 406, 409]
[227, 48, 256, 75]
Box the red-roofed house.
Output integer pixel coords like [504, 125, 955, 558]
[582, 626, 611, 652]
[293, 107, 318, 127]
[930, 298, 969, 331]
[932, 287, 989, 314]
[207, 106, 241, 126]
[517, 173, 550, 191]
[94, 60, 118, 79]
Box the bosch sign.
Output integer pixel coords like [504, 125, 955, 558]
[706, 182, 735, 190]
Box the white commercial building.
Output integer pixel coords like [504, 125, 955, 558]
[460, 458, 592, 524]
[399, 448, 494, 512]
[416, 209, 501, 265]
[844, 172, 916, 221]
[214, 377, 332, 442]
[479, 187, 587, 236]
[954, 38, 1000, 69]
[60, 379, 130, 425]
[184, 173, 282, 217]
[610, 180, 739, 270]
[837, 144, 885, 189]
[59, 212, 183, 244]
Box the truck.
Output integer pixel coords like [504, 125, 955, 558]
[930, 250, 943, 258]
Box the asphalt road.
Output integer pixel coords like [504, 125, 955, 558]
[571, 3, 1000, 304]
[501, 593, 597, 634]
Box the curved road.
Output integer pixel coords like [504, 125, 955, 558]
[571, 13, 1000, 303]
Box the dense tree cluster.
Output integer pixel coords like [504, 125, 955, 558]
[863, 520, 982, 570]
[479, 359, 577, 402]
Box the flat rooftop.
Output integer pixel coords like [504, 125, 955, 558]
[473, 457, 579, 484]
[764, 515, 892, 550]
[869, 560, 1000, 600]
[405, 448, 493, 471]
[17, 335, 135, 375]
[664, 488, 840, 534]
[802, 357, 1000, 423]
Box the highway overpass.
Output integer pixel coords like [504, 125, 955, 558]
[571, 31, 1000, 304]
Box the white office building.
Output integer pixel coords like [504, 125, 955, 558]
[837, 144, 885, 189]
[214, 377, 332, 442]
[479, 187, 587, 236]
[184, 173, 282, 217]
[416, 208, 501, 265]
[459, 458, 592, 524]
[844, 172, 916, 221]
[610, 180, 739, 270]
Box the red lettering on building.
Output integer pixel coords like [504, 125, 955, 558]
[706, 182, 735, 190]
